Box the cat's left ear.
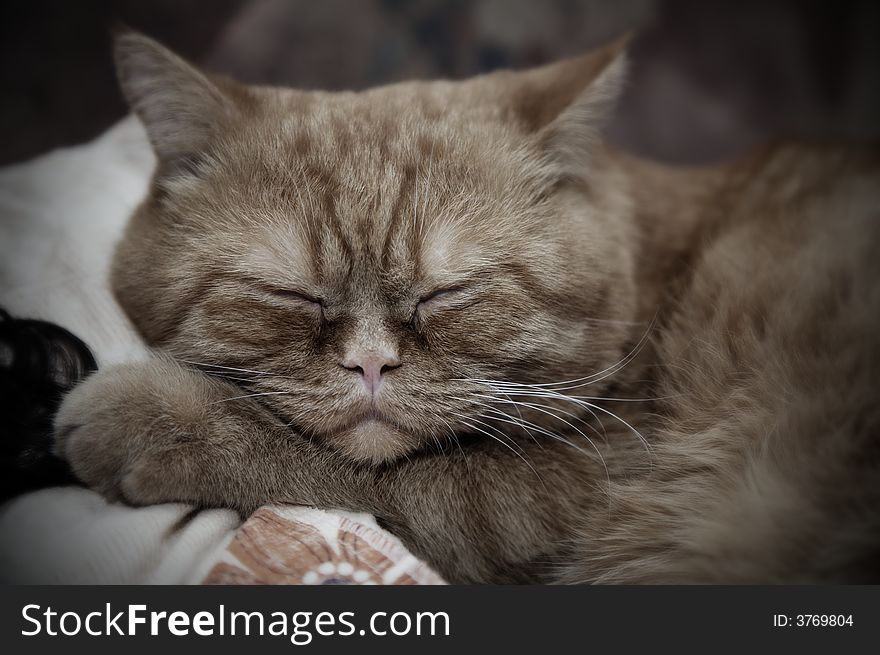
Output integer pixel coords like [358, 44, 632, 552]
[114, 31, 241, 175]
[493, 35, 630, 180]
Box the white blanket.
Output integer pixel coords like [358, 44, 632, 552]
[0, 119, 442, 585]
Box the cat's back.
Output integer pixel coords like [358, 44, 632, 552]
[660, 142, 880, 581]
[623, 141, 880, 422]
[676, 140, 880, 341]
[676, 141, 880, 372]
[576, 143, 880, 582]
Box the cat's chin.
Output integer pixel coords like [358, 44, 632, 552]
[327, 419, 419, 465]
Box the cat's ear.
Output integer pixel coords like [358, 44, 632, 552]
[500, 35, 629, 179]
[114, 31, 236, 174]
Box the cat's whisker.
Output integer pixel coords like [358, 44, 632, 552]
[461, 413, 528, 457]
[436, 414, 471, 474]
[583, 317, 648, 326]
[468, 383, 610, 436]
[482, 386, 670, 404]
[466, 377, 654, 465]
[567, 394, 672, 403]
[204, 372, 261, 385]
[178, 360, 262, 374]
[449, 409, 517, 451]
[464, 401, 612, 493]
[490, 386, 537, 445]
[475, 405, 597, 464]
[575, 399, 654, 463]
[177, 358, 279, 378]
[454, 313, 658, 394]
[472, 392, 604, 441]
[472, 394, 611, 483]
[463, 389, 591, 443]
[210, 390, 293, 405]
[483, 386, 652, 461]
[464, 343, 636, 392]
[451, 413, 545, 486]
[449, 395, 544, 448]
[478, 408, 554, 447]
[427, 425, 445, 454]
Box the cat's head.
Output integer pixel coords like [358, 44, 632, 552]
[111, 32, 638, 463]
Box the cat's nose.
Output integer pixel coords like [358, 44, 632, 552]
[341, 350, 401, 396]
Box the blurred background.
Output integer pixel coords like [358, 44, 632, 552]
[1, 0, 878, 166]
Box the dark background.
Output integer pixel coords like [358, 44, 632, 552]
[1, 0, 878, 166]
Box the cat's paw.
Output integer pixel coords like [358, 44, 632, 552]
[53, 362, 183, 505]
[54, 357, 283, 510]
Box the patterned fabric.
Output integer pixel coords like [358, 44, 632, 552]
[203, 506, 445, 585]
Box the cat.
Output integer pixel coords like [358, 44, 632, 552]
[53, 31, 880, 583]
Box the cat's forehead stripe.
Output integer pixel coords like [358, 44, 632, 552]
[226, 102, 541, 292]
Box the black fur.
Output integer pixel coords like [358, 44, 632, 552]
[0, 308, 95, 500]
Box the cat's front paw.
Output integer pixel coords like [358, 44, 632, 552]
[53, 362, 190, 505]
[54, 365, 142, 501]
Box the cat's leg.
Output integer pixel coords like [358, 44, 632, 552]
[53, 356, 366, 512]
[54, 356, 595, 582]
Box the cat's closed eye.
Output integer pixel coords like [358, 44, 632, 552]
[418, 287, 464, 307]
[268, 288, 324, 308]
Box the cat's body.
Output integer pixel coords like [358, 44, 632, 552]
[54, 34, 880, 583]
[571, 144, 880, 582]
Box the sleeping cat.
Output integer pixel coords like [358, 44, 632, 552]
[54, 32, 880, 583]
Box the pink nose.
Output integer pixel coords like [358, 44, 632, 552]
[341, 351, 401, 396]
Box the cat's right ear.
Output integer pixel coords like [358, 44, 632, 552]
[480, 35, 629, 182]
[114, 31, 235, 175]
